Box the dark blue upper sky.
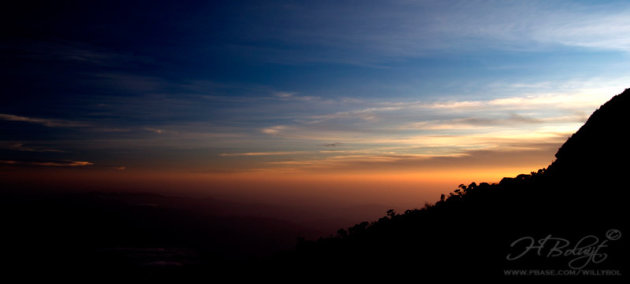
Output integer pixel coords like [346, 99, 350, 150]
[2, 0, 629, 172]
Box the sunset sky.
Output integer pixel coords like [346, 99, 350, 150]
[2, 1, 630, 211]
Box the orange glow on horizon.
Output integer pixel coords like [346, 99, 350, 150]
[1, 160, 550, 211]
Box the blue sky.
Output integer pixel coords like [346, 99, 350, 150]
[1, 0, 630, 173]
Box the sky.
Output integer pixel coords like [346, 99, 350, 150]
[2, 0, 630, 211]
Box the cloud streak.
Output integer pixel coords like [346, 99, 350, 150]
[2, 142, 64, 153]
[1, 160, 94, 167]
[219, 151, 306, 157]
[258, 88, 604, 144]
[227, 0, 630, 65]
[0, 113, 88, 128]
[261, 141, 561, 174]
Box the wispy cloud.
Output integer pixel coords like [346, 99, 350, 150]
[32, 161, 94, 167]
[308, 106, 403, 123]
[322, 142, 343, 147]
[259, 88, 605, 142]
[230, 1, 630, 65]
[1, 160, 94, 167]
[5, 40, 156, 67]
[228, 84, 621, 174]
[402, 114, 586, 131]
[273, 92, 296, 98]
[144, 127, 165, 134]
[261, 125, 288, 135]
[261, 141, 561, 174]
[50, 78, 614, 174]
[0, 113, 88, 128]
[219, 151, 305, 157]
[2, 142, 64, 153]
[272, 91, 319, 102]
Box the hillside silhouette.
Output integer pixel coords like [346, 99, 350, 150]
[274, 89, 630, 280]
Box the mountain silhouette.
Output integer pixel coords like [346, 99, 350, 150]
[274, 88, 630, 281]
[551, 89, 629, 179]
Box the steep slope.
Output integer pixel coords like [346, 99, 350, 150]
[551, 88, 630, 178]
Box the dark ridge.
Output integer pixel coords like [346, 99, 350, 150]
[551, 88, 630, 177]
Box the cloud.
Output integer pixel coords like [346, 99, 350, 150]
[272, 91, 319, 102]
[145, 127, 164, 134]
[228, 1, 630, 65]
[253, 87, 605, 145]
[273, 92, 295, 98]
[0, 113, 88, 128]
[529, 9, 630, 52]
[403, 114, 586, 131]
[262, 141, 561, 174]
[426, 101, 484, 109]
[219, 151, 305, 157]
[0, 160, 94, 167]
[5, 40, 156, 67]
[322, 142, 343, 147]
[420, 1, 630, 53]
[261, 125, 288, 135]
[95, 128, 132, 133]
[308, 106, 403, 123]
[486, 93, 607, 110]
[222, 85, 602, 174]
[2, 142, 64, 153]
[33, 161, 94, 167]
